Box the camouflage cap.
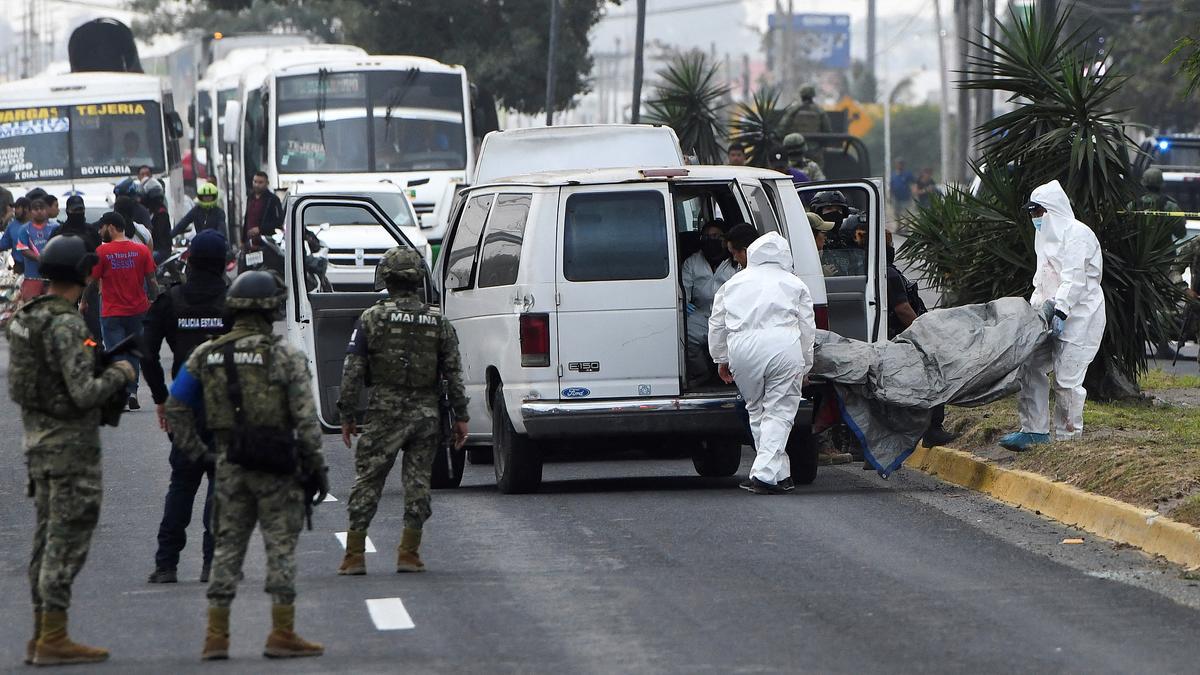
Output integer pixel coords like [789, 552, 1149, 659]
[783, 132, 807, 151]
[375, 246, 425, 291]
[800, 84, 817, 99]
[226, 270, 286, 312]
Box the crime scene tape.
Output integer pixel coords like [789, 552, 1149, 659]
[1121, 210, 1200, 218]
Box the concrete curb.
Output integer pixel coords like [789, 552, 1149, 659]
[905, 444, 1200, 568]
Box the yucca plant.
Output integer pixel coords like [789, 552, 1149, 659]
[730, 87, 795, 167]
[1166, 33, 1200, 95]
[900, 6, 1180, 400]
[644, 51, 730, 165]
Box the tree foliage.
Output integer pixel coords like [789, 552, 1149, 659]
[131, 0, 610, 115]
[644, 51, 730, 165]
[1166, 33, 1200, 99]
[900, 7, 1180, 400]
[729, 87, 795, 168]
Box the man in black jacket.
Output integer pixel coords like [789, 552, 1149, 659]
[242, 171, 284, 249]
[143, 230, 230, 583]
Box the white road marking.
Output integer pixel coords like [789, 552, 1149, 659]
[366, 598, 415, 631]
[335, 532, 377, 553]
[323, 493, 338, 502]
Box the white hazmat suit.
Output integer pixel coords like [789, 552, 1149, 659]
[709, 233, 816, 485]
[682, 250, 737, 386]
[1019, 180, 1106, 439]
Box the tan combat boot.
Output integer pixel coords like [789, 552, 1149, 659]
[201, 606, 230, 660]
[25, 610, 41, 665]
[263, 604, 324, 658]
[396, 527, 425, 573]
[337, 530, 367, 575]
[32, 610, 109, 666]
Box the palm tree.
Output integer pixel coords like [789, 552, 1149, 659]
[730, 87, 795, 168]
[900, 6, 1180, 400]
[1166, 33, 1200, 95]
[644, 51, 731, 165]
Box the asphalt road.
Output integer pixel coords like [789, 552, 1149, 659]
[4, 345, 1200, 673]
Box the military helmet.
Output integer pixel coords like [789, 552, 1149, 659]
[226, 270, 286, 316]
[783, 132, 807, 153]
[1142, 167, 1164, 190]
[374, 246, 425, 291]
[809, 190, 849, 212]
[800, 84, 817, 100]
[40, 234, 99, 286]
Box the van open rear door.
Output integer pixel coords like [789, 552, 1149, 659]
[553, 184, 681, 399]
[284, 195, 423, 431]
[795, 180, 886, 343]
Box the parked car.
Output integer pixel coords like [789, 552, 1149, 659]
[288, 180, 431, 290]
[433, 165, 886, 493]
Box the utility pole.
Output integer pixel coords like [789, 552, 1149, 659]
[545, 0, 560, 126]
[933, 0, 952, 185]
[955, 0, 972, 184]
[866, 0, 877, 102]
[1040, 0, 1058, 25]
[742, 53, 751, 100]
[631, 0, 646, 123]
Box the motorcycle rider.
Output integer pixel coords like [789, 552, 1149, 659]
[171, 182, 229, 244]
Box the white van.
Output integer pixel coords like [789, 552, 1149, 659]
[434, 165, 886, 493]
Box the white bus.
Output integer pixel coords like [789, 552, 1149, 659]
[227, 54, 481, 247]
[0, 72, 186, 222]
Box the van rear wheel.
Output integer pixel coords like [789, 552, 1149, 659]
[491, 386, 543, 494]
[691, 438, 743, 477]
[786, 427, 819, 485]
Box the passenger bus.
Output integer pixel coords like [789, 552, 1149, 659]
[0, 72, 186, 222]
[227, 54, 485, 247]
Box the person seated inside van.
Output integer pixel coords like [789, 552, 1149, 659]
[682, 219, 737, 388]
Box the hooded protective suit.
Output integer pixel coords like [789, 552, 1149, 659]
[682, 249, 736, 386]
[709, 233, 816, 485]
[1019, 180, 1106, 438]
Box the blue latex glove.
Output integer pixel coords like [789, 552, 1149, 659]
[1040, 300, 1056, 324]
[686, 302, 697, 315]
[1051, 315, 1066, 337]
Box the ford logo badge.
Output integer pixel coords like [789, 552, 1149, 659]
[562, 387, 590, 399]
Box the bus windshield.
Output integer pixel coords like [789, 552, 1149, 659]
[0, 100, 165, 182]
[275, 69, 466, 174]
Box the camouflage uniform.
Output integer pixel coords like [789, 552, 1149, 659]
[340, 287, 469, 533]
[166, 312, 325, 607]
[7, 295, 129, 614]
[792, 99, 832, 135]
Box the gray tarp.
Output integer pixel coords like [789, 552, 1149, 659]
[810, 297, 1051, 477]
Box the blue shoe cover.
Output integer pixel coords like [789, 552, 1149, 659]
[998, 431, 1050, 451]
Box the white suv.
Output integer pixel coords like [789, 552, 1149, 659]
[435, 165, 886, 493]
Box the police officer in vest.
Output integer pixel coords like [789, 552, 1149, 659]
[165, 270, 329, 661]
[8, 234, 136, 666]
[143, 230, 230, 584]
[337, 246, 469, 576]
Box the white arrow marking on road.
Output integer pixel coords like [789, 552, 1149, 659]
[335, 532, 377, 553]
[366, 598, 415, 631]
[323, 493, 338, 502]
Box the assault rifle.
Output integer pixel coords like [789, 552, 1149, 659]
[96, 333, 143, 427]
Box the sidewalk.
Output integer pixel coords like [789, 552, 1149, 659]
[909, 369, 1200, 567]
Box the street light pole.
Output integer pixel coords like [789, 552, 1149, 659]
[883, 72, 921, 212]
[630, 0, 647, 123]
[545, 0, 560, 126]
[933, 0, 952, 187]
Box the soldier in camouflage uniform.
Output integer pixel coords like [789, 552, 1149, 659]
[337, 246, 469, 576]
[165, 270, 329, 661]
[783, 133, 826, 182]
[792, 84, 832, 134]
[7, 234, 136, 667]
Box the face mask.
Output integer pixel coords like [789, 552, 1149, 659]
[700, 237, 725, 258]
[1032, 216, 1044, 231]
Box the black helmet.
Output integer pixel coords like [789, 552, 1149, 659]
[227, 270, 286, 319]
[40, 235, 99, 286]
[809, 190, 848, 212]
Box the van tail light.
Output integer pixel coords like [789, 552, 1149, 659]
[520, 313, 551, 367]
[814, 304, 829, 331]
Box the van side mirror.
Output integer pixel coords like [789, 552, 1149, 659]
[222, 101, 242, 146]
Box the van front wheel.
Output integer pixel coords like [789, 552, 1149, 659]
[491, 387, 543, 494]
[691, 438, 743, 477]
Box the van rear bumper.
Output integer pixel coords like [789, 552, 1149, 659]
[519, 395, 813, 439]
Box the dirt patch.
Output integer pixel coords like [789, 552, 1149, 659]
[941, 370, 1200, 527]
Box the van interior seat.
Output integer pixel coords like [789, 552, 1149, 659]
[307, 291, 383, 424]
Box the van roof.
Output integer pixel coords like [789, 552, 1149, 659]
[1, 72, 167, 103]
[473, 124, 685, 184]
[467, 165, 789, 189]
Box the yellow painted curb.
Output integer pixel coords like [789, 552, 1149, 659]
[905, 444, 1200, 568]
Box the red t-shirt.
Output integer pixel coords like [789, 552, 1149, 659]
[92, 239, 156, 317]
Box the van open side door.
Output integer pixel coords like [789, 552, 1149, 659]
[284, 195, 423, 431]
[795, 180, 886, 343]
